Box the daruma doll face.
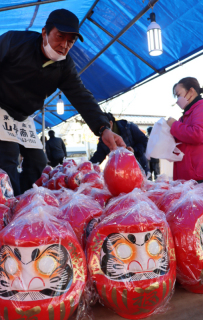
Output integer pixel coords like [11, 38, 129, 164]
[88, 227, 176, 319]
[0, 243, 73, 300]
[100, 230, 169, 281]
[0, 235, 87, 320]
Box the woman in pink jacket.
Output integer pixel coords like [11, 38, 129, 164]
[167, 77, 203, 182]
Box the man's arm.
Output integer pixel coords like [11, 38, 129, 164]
[59, 56, 110, 136]
[58, 56, 126, 150]
[0, 32, 12, 63]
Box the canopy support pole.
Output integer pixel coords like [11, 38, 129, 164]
[79, 0, 100, 27]
[79, 0, 160, 75]
[35, 0, 160, 129]
[42, 106, 45, 152]
[44, 0, 160, 108]
[87, 16, 160, 74]
[0, 0, 65, 12]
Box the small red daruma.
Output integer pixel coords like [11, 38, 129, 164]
[0, 205, 87, 320]
[104, 148, 143, 196]
[87, 201, 176, 319]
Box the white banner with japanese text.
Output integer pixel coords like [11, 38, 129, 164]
[0, 108, 43, 149]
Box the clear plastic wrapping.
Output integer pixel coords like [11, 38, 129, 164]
[12, 185, 60, 217]
[0, 204, 12, 230]
[87, 200, 176, 319]
[103, 147, 144, 196]
[59, 193, 103, 249]
[0, 169, 15, 207]
[166, 185, 203, 293]
[0, 204, 87, 319]
[156, 180, 196, 213]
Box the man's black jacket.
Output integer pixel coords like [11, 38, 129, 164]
[90, 119, 149, 173]
[0, 31, 109, 135]
[46, 137, 66, 161]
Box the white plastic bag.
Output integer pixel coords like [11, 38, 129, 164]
[146, 118, 184, 162]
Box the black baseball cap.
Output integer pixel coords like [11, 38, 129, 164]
[46, 9, 84, 42]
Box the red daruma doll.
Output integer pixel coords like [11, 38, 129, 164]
[167, 185, 203, 293]
[87, 201, 176, 319]
[104, 148, 144, 196]
[0, 205, 87, 320]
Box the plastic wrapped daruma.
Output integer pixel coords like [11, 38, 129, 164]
[0, 205, 87, 320]
[167, 186, 203, 293]
[87, 201, 176, 319]
[104, 148, 143, 196]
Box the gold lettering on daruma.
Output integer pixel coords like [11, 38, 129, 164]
[15, 307, 41, 319]
[112, 287, 118, 307]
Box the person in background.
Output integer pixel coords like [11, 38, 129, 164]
[0, 8, 126, 196]
[90, 113, 150, 174]
[46, 130, 66, 167]
[167, 77, 203, 182]
[147, 126, 160, 180]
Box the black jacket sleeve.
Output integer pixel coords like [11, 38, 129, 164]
[45, 141, 51, 160]
[58, 56, 110, 136]
[61, 139, 67, 157]
[90, 138, 110, 164]
[130, 123, 148, 158]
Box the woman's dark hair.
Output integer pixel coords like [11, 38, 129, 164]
[173, 77, 203, 96]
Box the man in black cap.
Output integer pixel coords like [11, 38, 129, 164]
[0, 9, 125, 196]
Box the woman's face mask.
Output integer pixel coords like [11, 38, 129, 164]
[175, 86, 192, 110]
[43, 35, 66, 62]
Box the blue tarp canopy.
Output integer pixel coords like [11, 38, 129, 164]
[1, 0, 203, 132]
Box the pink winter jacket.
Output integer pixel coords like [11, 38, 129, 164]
[170, 100, 203, 181]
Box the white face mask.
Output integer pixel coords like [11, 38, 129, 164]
[176, 96, 189, 110]
[43, 35, 66, 61]
[176, 90, 192, 110]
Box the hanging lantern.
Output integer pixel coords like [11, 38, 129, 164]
[57, 94, 64, 115]
[147, 12, 163, 56]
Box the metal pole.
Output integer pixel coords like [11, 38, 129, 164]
[42, 106, 45, 152]
[0, 0, 65, 12]
[79, 0, 100, 27]
[87, 16, 160, 73]
[79, 0, 160, 75]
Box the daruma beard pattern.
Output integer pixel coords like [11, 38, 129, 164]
[100, 229, 169, 281]
[0, 243, 73, 301]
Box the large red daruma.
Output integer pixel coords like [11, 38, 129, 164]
[87, 201, 176, 319]
[0, 205, 87, 320]
[104, 148, 144, 196]
[166, 186, 203, 293]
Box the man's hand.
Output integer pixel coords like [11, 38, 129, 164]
[101, 129, 126, 151]
[167, 117, 176, 128]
